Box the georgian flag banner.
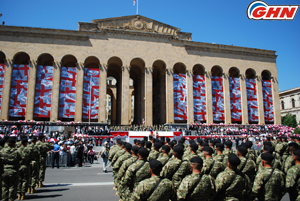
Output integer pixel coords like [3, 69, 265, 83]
[0, 63, 5, 111]
[193, 75, 206, 121]
[34, 66, 53, 118]
[58, 67, 77, 119]
[262, 80, 274, 122]
[173, 74, 187, 120]
[133, 0, 136, 5]
[246, 79, 258, 122]
[229, 77, 242, 122]
[82, 68, 100, 119]
[211, 76, 225, 121]
[9, 64, 29, 117]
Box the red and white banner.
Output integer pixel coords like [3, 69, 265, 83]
[9, 64, 29, 117]
[34, 66, 53, 118]
[246, 79, 258, 122]
[111, 131, 181, 138]
[59, 67, 77, 118]
[193, 75, 206, 121]
[211, 76, 224, 121]
[0, 63, 5, 111]
[82, 68, 100, 119]
[262, 80, 274, 122]
[173, 74, 187, 120]
[229, 77, 242, 122]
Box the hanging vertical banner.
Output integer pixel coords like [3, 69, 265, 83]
[246, 79, 258, 122]
[229, 77, 242, 122]
[262, 80, 274, 122]
[9, 64, 29, 117]
[211, 76, 224, 121]
[34, 66, 53, 118]
[58, 67, 77, 118]
[173, 74, 187, 120]
[82, 68, 100, 119]
[193, 75, 206, 121]
[0, 63, 5, 111]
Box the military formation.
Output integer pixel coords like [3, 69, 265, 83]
[0, 134, 53, 201]
[109, 136, 300, 201]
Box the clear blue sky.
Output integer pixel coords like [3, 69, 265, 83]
[1, 0, 299, 91]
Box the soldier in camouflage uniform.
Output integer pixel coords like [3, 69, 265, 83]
[213, 143, 228, 167]
[157, 145, 171, 166]
[121, 147, 151, 199]
[283, 142, 298, 173]
[130, 159, 174, 201]
[108, 139, 121, 162]
[113, 143, 132, 190]
[17, 137, 32, 200]
[27, 136, 39, 194]
[1, 138, 21, 201]
[167, 141, 174, 158]
[36, 134, 53, 188]
[202, 146, 225, 179]
[160, 145, 191, 195]
[0, 138, 5, 199]
[256, 145, 281, 172]
[252, 153, 285, 201]
[111, 141, 126, 168]
[117, 146, 139, 197]
[147, 142, 161, 161]
[223, 140, 237, 156]
[237, 145, 257, 183]
[183, 141, 198, 162]
[215, 154, 252, 201]
[177, 156, 215, 201]
[285, 149, 300, 201]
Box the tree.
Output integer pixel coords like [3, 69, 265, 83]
[282, 113, 298, 128]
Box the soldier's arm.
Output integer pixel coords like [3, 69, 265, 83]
[130, 181, 147, 201]
[285, 167, 296, 193]
[117, 162, 127, 180]
[160, 161, 173, 179]
[113, 157, 122, 170]
[176, 177, 190, 200]
[111, 151, 119, 165]
[208, 175, 216, 200]
[251, 172, 264, 197]
[215, 172, 227, 193]
[122, 165, 134, 186]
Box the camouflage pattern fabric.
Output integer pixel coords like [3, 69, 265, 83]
[202, 157, 225, 179]
[17, 145, 32, 194]
[177, 173, 216, 201]
[237, 156, 257, 183]
[147, 150, 160, 161]
[130, 176, 174, 201]
[111, 149, 125, 167]
[285, 163, 300, 201]
[157, 155, 170, 167]
[252, 167, 285, 201]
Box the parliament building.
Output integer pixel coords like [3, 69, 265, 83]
[0, 15, 281, 126]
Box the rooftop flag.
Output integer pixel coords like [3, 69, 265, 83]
[133, 0, 136, 5]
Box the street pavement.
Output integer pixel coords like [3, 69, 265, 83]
[21, 146, 290, 201]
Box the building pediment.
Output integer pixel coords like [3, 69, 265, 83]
[78, 15, 192, 40]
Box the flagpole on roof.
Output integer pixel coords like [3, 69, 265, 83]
[137, 0, 139, 15]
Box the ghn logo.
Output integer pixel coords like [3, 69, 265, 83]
[247, 1, 299, 20]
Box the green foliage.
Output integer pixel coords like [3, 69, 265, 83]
[282, 113, 298, 128]
[294, 128, 300, 134]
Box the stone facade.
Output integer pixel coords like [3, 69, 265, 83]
[279, 87, 300, 123]
[0, 15, 281, 126]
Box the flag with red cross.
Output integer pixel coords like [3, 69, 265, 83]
[262, 80, 274, 122]
[173, 73, 187, 120]
[211, 76, 225, 121]
[229, 77, 242, 122]
[193, 75, 206, 121]
[246, 79, 258, 122]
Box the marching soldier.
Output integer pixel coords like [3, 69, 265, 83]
[252, 153, 285, 201]
[215, 154, 252, 201]
[147, 142, 161, 161]
[28, 136, 39, 194]
[17, 137, 32, 200]
[130, 160, 174, 201]
[121, 147, 151, 199]
[177, 156, 215, 201]
[157, 145, 171, 166]
[237, 145, 257, 184]
[1, 137, 21, 201]
[202, 146, 225, 179]
[285, 149, 300, 201]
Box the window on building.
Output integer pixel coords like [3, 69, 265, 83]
[281, 101, 285, 110]
[292, 98, 295, 108]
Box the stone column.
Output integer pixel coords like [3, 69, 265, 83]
[0, 59, 13, 120]
[240, 74, 249, 124]
[50, 61, 61, 122]
[160, 74, 166, 124]
[98, 64, 107, 123]
[165, 68, 174, 124]
[121, 66, 130, 125]
[144, 67, 153, 126]
[205, 71, 213, 124]
[186, 70, 194, 124]
[223, 74, 231, 124]
[74, 63, 84, 122]
[271, 77, 281, 124]
[25, 60, 37, 120]
[256, 76, 265, 125]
